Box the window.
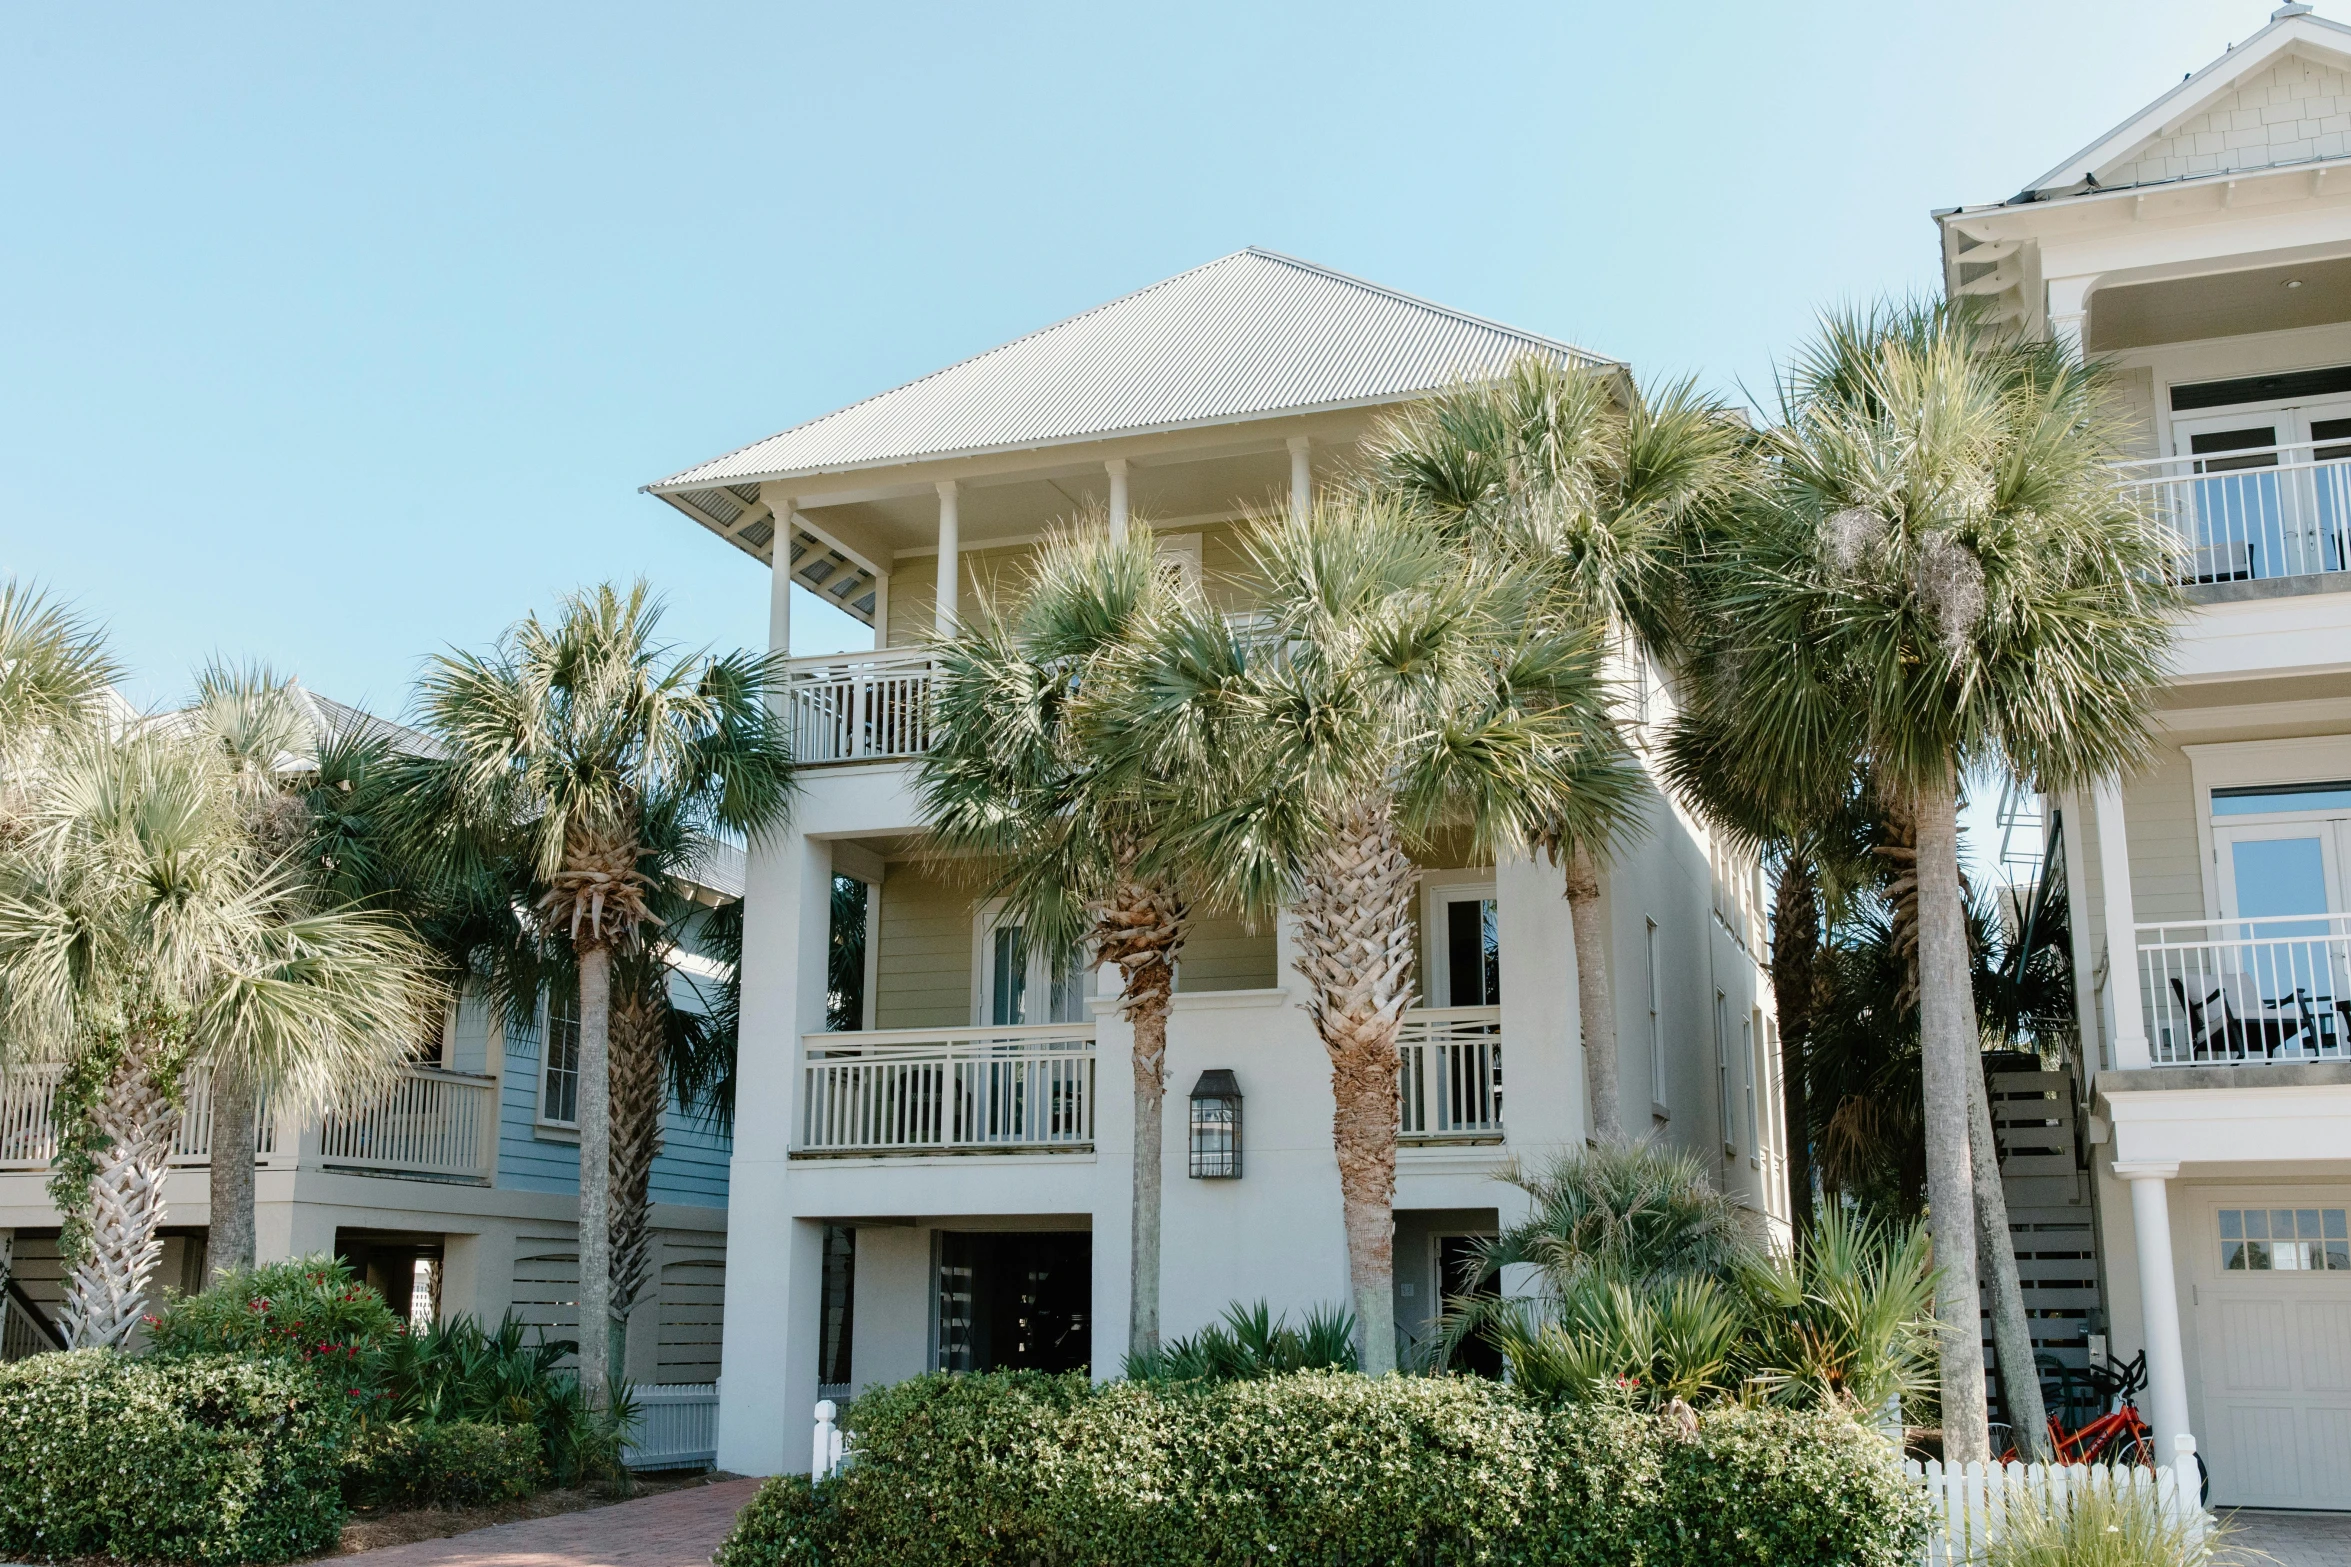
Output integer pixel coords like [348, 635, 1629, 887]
[1424, 882, 1500, 1007]
[2220, 1207, 2349, 1271]
[1714, 989, 1733, 1157]
[1644, 918, 1665, 1115]
[818, 1225, 856, 1393]
[540, 990, 580, 1126]
[1742, 1009, 1759, 1166]
[976, 908, 1088, 1026]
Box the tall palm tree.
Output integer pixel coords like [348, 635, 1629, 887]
[1366, 358, 1744, 1141]
[1686, 305, 2177, 1460]
[0, 581, 121, 840]
[0, 723, 436, 1346]
[413, 581, 792, 1405]
[918, 522, 1199, 1362]
[1114, 495, 1638, 1371]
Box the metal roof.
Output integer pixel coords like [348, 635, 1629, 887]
[646, 247, 1616, 497]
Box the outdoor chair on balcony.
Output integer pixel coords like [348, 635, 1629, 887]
[2169, 973, 2308, 1060]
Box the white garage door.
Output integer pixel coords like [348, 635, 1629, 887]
[2193, 1199, 2351, 1510]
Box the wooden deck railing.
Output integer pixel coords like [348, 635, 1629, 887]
[797, 1025, 1096, 1154]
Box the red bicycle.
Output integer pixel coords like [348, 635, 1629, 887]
[2001, 1351, 2208, 1503]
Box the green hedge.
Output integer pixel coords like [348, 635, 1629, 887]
[715, 1371, 1929, 1567]
[346, 1419, 543, 1511]
[0, 1349, 351, 1564]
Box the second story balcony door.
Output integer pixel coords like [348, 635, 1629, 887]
[2170, 404, 2351, 583]
[976, 903, 1089, 1027]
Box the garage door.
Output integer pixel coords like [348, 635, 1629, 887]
[2193, 1200, 2351, 1509]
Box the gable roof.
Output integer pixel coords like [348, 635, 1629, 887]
[2019, 6, 2351, 198]
[645, 247, 1614, 497]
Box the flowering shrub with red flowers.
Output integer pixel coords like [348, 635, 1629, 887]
[146, 1255, 405, 1407]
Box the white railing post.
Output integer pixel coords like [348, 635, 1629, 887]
[812, 1398, 840, 1479]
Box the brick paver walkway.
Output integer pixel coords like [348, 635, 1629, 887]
[342, 1478, 764, 1567]
[2222, 1509, 2351, 1567]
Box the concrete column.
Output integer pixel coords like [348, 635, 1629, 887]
[2047, 274, 2095, 357]
[2093, 778, 2150, 1070]
[769, 501, 795, 659]
[2117, 1162, 2193, 1463]
[1106, 460, 1130, 542]
[934, 481, 961, 637]
[1288, 437, 1311, 517]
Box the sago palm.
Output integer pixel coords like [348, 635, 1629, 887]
[413, 581, 792, 1404]
[0, 724, 436, 1346]
[1113, 494, 1639, 1371]
[918, 521, 1200, 1361]
[1365, 357, 1744, 1140]
[1688, 303, 2178, 1460]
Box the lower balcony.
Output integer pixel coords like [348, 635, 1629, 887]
[2138, 917, 2351, 1066]
[796, 1024, 1098, 1156]
[0, 1063, 497, 1181]
[1398, 1005, 1504, 1143]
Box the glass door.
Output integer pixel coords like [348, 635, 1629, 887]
[2212, 784, 2351, 1056]
[2174, 405, 2351, 579]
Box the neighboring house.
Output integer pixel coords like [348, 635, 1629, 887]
[0, 688, 736, 1404]
[1939, 4, 2351, 1511]
[645, 247, 1787, 1477]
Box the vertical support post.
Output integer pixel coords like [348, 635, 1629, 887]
[2118, 1162, 2192, 1465]
[1288, 436, 1312, 517]
[769, 499, 796, 660]
[2094, 778, 2150, 1070]
[2047, 274, 2094, 358]
[934, 481, 961, 637]
[1106, 459, 1130, 542]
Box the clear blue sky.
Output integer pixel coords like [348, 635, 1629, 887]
[0, 0, 2258, 731]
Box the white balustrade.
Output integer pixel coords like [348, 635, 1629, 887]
[784, 649, 936, 765]
[1398, 1006, 1504, 1141]
[2114, 438, 2351, 585]
[318, 1067, 496, 1178]
[0, 1065, 280, 1170]
[2138, 916, 2351, 1065]
[797, 1025, 1096, 1154]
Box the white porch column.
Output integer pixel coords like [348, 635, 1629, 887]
[1288, 436, 1311, 517]
[768, 500, 795, 660]
[1106, 459, 1130, 542]
[2047, 274, 2095, 357]
[934, 481, 961, 637]
[2117, 1161, 2194, 1463]
[2093, 778, 2150, 1070]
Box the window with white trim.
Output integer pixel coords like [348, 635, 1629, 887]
[975, 905, 1089, 1026]
[540, 990, 581, 1126]
[1645, 918, 1665, 1115]
[2220, 1207, 2349, 1271]
[1714, 989, 1733, 1156]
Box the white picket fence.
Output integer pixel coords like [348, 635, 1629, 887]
[624, 1383, 719, 1471]
[1904, 1438, 2205, 1565]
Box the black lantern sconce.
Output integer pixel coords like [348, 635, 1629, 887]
[1188, 1069, 1242, 1178]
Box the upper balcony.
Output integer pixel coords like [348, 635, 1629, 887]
[2119, 437, 2351, 589]
[2137, 915, 2351, 1068]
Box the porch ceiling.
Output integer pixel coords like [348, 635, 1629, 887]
[2090, 254, 2351, 351]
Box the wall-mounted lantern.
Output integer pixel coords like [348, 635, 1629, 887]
[1189, 1069, 1243, 1178]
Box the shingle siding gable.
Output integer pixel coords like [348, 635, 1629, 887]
[2101, 56, 2351, 186]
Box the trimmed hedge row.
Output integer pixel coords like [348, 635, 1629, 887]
[716, 1371, 1929, 1567]
[0, 1350, 351, 1565]
[346, 1419, 544, 1510]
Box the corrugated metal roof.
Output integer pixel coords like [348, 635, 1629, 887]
[646, 247, 1616, 494]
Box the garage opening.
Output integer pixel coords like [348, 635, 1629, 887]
[933, 1230, 1090, 1374]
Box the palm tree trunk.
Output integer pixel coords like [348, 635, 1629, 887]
[1291, 798, 1418, 1375]
[63, 1047, 179, 1349]
[206, 1065, 257, 1279]
[1970, 1064, 2050, 1460]
[1564, 842, 1622, 1143]
[576, 943, 613, 1409]
[607, 974, 665, 1390]
[1095, 869, 1186, 1364]
[1913, 773, 1990, 1462]
[1769, 852, 1819, 1239]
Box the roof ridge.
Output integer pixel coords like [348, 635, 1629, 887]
[1232, 245, 1608, 364]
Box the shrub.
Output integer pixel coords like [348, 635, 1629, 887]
[145, 1254, 405, 1414]
[1985, 1481, 2233, 1567]
[377, 1311, 621, 1486]
[346, 1419, 544, 1511]
[1123, 1299, 1358, 1381]
[716, 1370, 1930, 1567]
[0, 1349, 351, 1564]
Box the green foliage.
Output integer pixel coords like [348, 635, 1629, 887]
[715, 1371, 1927, 1567]
[378, 1310, 623, 1486]
[146, 1255, 405, 1386]
[0, 1349, 351, 1564]
[1122, 1299, 1357, 1381]
[345, 1419, 543, 1511]
[1985, 1482, 2236, 1567]
[1741, 1204, 1938, 1413]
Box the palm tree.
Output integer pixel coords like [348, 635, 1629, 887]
[1686, 304, 2178, 1460]
[917, 521, 1200, 1362]
[1114, 495, 1638, 1372]
[0, 722, 436, 1346]
[413, 581, 792, 1405]
[0, 581, 121, 839]
[1366, 358, 1744, 1141]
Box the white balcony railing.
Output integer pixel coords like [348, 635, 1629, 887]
[2115, 438, 2351, 584]
[2139, 916, 2351, 1065]
[1398, 1005, 1504, 1141]
[0, 1063, 486, 1179]
[797, 1024, 1096, 1154]
[318, 1067, 496, 1179]
[784, 649, 936, 765]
